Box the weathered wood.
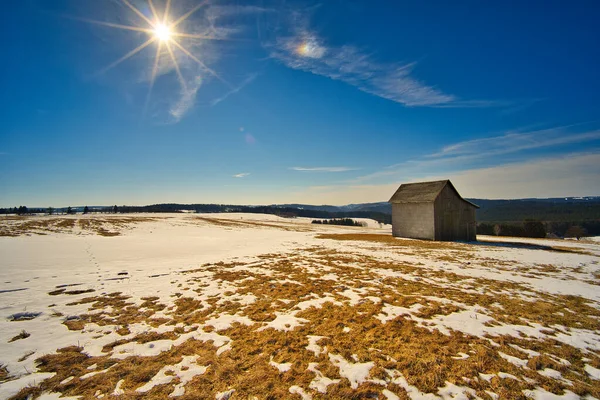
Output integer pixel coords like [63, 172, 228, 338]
[389, 180, 478, 242]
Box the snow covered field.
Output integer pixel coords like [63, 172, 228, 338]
[0, 213, 599, 399]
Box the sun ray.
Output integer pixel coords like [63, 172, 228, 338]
[169, 0, 208, 29]
[142, 41, 163, 118]
[62, 15, 154, 34]
[122, 0, 154, 27]
[171, 32, 242, 41]
[165, 42, 186, 91]
[170, 39, 232, 89]
[97, 37, 156, 75]
[163, 0, 171, 24]
[76, 0, 236, 120]
[147, 0, 160, 23]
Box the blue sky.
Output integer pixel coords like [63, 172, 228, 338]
[1, 0, 599, 206]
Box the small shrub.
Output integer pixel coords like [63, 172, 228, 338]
[9, 330, 30, 342]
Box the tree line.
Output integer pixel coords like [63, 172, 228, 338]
[311, 218, 366, 227]
[477, 219, 598, 239]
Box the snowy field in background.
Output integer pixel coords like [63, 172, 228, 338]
[0, 213, 599, 400]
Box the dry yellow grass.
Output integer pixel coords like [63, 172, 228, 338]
[317, 233, 592, 255]
[194, 216, 313, 232]
[0, 364, 9, 383]
[8, 330, 30, 342]
[8, 230, 600, 399]
[0, 215, 159, 237]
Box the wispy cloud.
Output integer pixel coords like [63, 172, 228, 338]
[233, 172, 250, 178]
[267, 15, 498, 108]
[211, 74, 258, 106]
[430, 126, 600, 159]
[290, 166, 360, 172]
[169, 76, 203, 122]
[355, 124, 600, 183]
[286, 151, 600, 204]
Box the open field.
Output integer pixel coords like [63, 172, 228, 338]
[1, 213, 599, 399]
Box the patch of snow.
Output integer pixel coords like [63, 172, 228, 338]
[382, 389, 401, 400]
[521, 388, 581, 399]
[376, 303, 424, 323]
[193, 329, 232, 348]
[216, 342, 232, 356]
[136, 355, 208, 397]
[38, 393, 82, 400]
[538, 368, 563, 380]
[306, 335, 326, 357]
[499, 352, 528, 368]
[204, 313, 254, 331]
[294, 295, 340, 311]
[584, 364, 600, 380]
[386, 369, 439, 399]
[259, 312, 309, 331]
[269, 357, 292, 373]
[0, 373, 56, 399]
[497, 372, 519, 380]
[113, 379, 125, 396]
[485, 391, 499, 400]
[321, 273, 338, 281]
[339, 289, 364, 306]
[510, 344, 540, 358]
[479, 373, 495, 382]
[289, 385, 312, 400]
[215, 389, 235, 400]
[307, 363, 340, 393]
[329, 354, 374, 389]
[437, 381, 478, 399]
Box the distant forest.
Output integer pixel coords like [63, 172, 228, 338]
[312, 218, 366, 227]
[2, 196, 599, 238]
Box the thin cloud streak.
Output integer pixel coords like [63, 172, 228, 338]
[431, 127, 600, 158]
[267, 16, 500, 108]
[270, 37, 457, 107]
[211, 74, 258, 106]
[233, 172, 250, 178]
[355, 125, 600, 183]
[288, 151, 600, 204]
[290, 166, 360, 172]
[169, 75, 203, 122]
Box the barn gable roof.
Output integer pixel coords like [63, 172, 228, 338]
[388, 179, 479, 208]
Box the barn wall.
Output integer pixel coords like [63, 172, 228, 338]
[391, 202, 435, 240]
[434, 186, 477, 241]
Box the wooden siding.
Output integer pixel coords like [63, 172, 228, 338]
[433, 185, 477, 241]
[391, 202, 435, 240]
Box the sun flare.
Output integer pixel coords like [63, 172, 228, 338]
[75, 0, 232, 119]
[153, 23, 171, 42]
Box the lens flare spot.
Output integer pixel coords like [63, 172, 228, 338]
[296, 41, 326, 59]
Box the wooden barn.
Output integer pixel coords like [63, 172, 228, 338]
[388, 180, 479, 241]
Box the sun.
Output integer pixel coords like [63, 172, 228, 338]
[74, 0, 233, 119]
[153, 23, 171, 42]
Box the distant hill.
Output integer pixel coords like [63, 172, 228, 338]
[278, 197, 600, 223]
[277, 202, 391, 214]
[4, 196, 599, 235]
